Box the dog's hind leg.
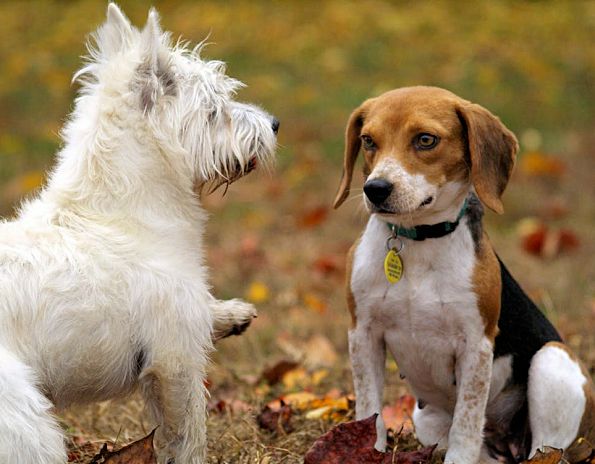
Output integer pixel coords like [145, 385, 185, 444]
[527, 342, 589, 458]
[0, 346, 66, 464]
[211, 298, 257, 341]
[139, 356, 209, 464]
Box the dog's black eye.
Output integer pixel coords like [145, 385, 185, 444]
[361, 135, 376, 150]
[414, 133, 440, 150]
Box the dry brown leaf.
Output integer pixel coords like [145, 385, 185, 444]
[521, 447, 563, 464]
[260, 359, 300, 385]
[209, 398, 253, 414]
[256, 401, 293, 434]
[89, 430, 156, 464]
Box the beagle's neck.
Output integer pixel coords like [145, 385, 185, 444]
[385, 198, 469, 241]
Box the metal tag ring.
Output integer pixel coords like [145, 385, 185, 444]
[386, 235, 404, 254]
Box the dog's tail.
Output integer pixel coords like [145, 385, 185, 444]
[0, 346, 66, 464]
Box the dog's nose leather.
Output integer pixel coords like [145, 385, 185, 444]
[364, 178, 393, 205]
[271, 117, 280, 134]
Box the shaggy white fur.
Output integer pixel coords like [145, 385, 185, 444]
[0, 4, 277, 463]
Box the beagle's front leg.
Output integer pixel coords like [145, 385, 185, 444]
[445, 336, 493, 464]
[349, 322, 387, 451]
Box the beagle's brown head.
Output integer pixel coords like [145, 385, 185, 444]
[333, 86, 518, 220]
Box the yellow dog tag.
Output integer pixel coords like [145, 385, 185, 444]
[384, 249, 403, 283]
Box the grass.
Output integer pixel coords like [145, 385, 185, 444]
[1, 1, 594, 462]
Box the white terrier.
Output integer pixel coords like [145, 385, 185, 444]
[0, 4, 277, 464]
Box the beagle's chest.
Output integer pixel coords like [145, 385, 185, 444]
[351, 216, 485, 407]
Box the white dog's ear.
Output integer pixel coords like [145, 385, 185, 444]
[96, 3, 134, 59]
[137, 8, 176, 112]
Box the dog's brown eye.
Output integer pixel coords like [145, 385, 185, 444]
[361, 135, 376, 150]
[414, 133, 439, 150]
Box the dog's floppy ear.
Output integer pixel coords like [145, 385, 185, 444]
[333, 106, 366, 209]
[97, 3, 134, 59]
[138, 8, 176, 112]
[456, 102, 518, 214]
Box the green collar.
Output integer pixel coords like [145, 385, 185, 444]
[386, 198, 468, 241]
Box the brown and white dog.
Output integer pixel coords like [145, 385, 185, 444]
[334, 86, 594, 463]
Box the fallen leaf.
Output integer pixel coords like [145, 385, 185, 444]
[518, 218, 579, 258]
[245, 281, 270, 303]
[257, 401, 293, 434]
[519, 151, 565, 178]
[565, 436, 595, 463]
[275, 391, 319, 409]
[90, 430, 156, 464]
[282, 366, 310, 389]
[304, 414, 435, 463]
[297, 205, 329, 229]
[311, 369, 330, 386]
[303, 292, 328, 314]
[382, 395, 415, 435]
[521, 447, 563, 464]
[260, 360, 300, 386]
[313, 254, 341, 276]
[209, 398, 253, 414]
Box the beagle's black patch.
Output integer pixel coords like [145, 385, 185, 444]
[493, 259, 562, 384]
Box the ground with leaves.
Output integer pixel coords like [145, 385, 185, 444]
[1, 1, 594, 463]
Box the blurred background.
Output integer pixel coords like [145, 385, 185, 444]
[0, 1, 594, 462]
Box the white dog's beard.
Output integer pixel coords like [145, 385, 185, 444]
[206, 155, 258, 195]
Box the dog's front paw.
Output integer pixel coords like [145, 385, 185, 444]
[212, 298, 257, 341]
[444, 448, 479, 464]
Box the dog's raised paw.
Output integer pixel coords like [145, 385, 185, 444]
[212, 299, 257, 341]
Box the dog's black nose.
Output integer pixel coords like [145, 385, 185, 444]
[271, 117, 280, 135]
[364, 178, 393, 206]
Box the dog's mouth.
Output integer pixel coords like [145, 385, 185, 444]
[419, 196, 434, 207]
[207, 156, 258, 195]
[371, 196, 435, 216]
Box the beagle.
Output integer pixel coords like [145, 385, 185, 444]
[334, 86, 594, 463]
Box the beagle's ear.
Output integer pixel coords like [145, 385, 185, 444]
[333, 106, 365, 209]
[457, 103, 518, 214]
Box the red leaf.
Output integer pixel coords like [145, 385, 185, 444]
[519, 220, 579, 258]
[559, 229, 580, 252]
[304, 414, 434, 464]
[297, 206, 329, 229]
[313, 254, 341, 275]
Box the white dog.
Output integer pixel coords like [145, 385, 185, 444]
[0, 4, 277, 464]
